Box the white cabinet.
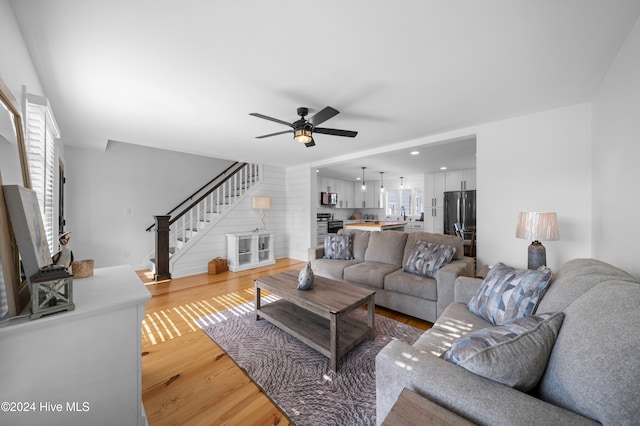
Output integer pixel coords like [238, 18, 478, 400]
[425, 172, 446, 208]
[319, 177, 355, 208]
[424, 172, 446, 234]
[359, 180, 381, 208]
[227, 232, 275, 272]
[0, 266, 150, 426]
[424, 207, 444, 234]
[445, 168, 476, 191]
[406, 221, 424, 233]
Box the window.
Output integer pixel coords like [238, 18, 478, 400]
[25, 93, 60, 255]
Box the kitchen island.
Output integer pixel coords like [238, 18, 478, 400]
[344, 221, 407, 232]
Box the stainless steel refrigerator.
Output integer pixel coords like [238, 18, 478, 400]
[443, 190, 476, 236]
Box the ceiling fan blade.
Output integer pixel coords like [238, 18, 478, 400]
[249, 112, 292, 127]
[309, 106, 339, 126]
[313, 127, 358, 137]
[255, 130, 293, 139]
[304, 138, 316, 148]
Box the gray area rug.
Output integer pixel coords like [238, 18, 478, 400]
[200, 302, 422, 426]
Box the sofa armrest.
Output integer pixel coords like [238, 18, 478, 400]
[308, 246, 324, 261]
[435, 258, 474, 319]
[454, 276, 484, 304]
[376, 340, 598, 426]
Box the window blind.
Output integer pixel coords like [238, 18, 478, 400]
[25, 94, 60, 255]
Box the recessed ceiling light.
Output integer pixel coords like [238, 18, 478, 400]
[356, 177, 361, 180]
[440, 166, 447, 170]
[410, 151, 419, 155]
[316, 169, 320, 173]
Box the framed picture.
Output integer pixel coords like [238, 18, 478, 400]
[3, 185, 52, 291]
[0, 76, 32, 317]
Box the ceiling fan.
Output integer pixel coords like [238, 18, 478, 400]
[249, 106, 358, 147]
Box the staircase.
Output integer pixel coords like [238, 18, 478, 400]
[147, 162, 262, 278]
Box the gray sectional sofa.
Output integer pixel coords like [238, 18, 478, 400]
[376, 258, 640, 425]
[308, 228, 475, 323]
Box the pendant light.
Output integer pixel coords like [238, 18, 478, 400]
[361, 167, 366, 191]
[400, 176, 404, 189]
[380, 172, 384, 192]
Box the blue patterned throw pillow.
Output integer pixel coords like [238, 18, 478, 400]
[403, 241, 456, 278]
[468, 262, 552, 325]
[323, 234, 353, 260]
[442, 312, 564, 391]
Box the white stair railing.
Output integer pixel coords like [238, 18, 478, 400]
[150, 163, 262, 275]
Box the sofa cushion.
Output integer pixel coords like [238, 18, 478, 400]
[405, 231, 464, 261]
[383, 269, 437, 301]
[403, 241, 456, 278]
[468, 263, 552, 325]
[442, 312, 564, 392]
[337, 228, 370, 260]
[538, 280, 640, 425]
[343, 261, 401, 289]
[323, 233, 352, 260]
[413, 302, 493, 356]
[311, 258, 362, 280]
[536, 258, 638, 314]
[364, 231, 408, 267]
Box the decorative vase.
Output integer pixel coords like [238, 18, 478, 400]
[298, 261, 314, 290]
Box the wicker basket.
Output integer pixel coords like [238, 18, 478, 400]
[72, 259, 94, 279]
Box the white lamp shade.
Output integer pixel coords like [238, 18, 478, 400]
[516, 212, 559, 241]
[252, 196, 272, 209]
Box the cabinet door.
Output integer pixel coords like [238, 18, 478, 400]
[425, 172, 446, 208]
[445, 169, 476, 191]
[344, 181, 354, 209]
[354, 182, 365, 208]
[445, 170, 465, 191]
[463, 169, 476, 190]
[424, 207, 444, 234]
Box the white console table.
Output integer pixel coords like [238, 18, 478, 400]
[0, 265, 151, 426]
[227, 231, 275, 272]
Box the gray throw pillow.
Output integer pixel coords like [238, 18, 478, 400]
[442, 312, 564, 391]
[468, 262, 552, 325]
[403, 241, 456, 278]
[323, 234, 352, 260]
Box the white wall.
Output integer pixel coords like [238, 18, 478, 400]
[170, 164, 287, 277]
[592, 16, 640, 278]
[64, 141, 235, 269]
[0, 0, 45, 186]
[475, 103, 593, 272]
[285, 164, 314, 261]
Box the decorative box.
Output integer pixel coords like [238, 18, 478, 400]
[30, 265, 75, 319]
[208, 257, 229, 275]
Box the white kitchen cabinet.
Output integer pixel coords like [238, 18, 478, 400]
[354, 181, 365, 208]
[343, 180, 355, 208]
[424, 207, 444, 234]
[445, 168, 476, 191]
[406, 221, 425, 233]
[425, 172, 446, 208]
[361, 180, 381, 208]
[0, 265, 150, 426]
[227, 232, 275, 272]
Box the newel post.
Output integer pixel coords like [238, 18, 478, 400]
[154, 215, 171, 281]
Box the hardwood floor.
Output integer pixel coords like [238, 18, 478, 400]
[139, 258, 432, 426]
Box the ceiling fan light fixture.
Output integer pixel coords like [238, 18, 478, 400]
[294, 129, 313, 144]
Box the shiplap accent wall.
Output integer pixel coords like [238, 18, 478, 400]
[170, 164, 287, 277]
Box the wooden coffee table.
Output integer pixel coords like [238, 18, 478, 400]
[254, 270, 375, 372]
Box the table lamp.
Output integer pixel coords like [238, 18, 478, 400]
[515, 212, 559, 269]
[252, 196, 272, 231]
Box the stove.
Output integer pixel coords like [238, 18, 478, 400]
[328, 220, 344, 234]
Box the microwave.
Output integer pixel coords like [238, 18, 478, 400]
[320, 192, 338, 206]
